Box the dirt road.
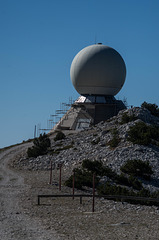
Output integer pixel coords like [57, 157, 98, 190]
[1, 144, 159, 240]
[0, 144, 61, 240]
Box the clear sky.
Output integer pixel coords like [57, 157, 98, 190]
[0, 0, 159, 148]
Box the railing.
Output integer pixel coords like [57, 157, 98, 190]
[37, 194, 159, 210]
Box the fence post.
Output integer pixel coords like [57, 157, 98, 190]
[80, 196, 82, 204]
[59, 164, 62, 191]
[49, 160, 52, 185]
[38, 196, 40, 205]
[92, 173, 95, 212]
[73, 170, 75, 200]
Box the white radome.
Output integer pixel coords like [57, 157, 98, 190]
[70, 44, 126, 96]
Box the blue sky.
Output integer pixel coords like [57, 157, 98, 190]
[0, 0, 159, 148]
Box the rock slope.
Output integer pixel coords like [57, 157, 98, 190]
[12, 107, 159, 192]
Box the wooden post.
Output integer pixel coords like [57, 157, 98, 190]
[92, 173, 95, 212]
[38, 196, 40, 205]
[73, 170, 75, 199]
[59, 164, 62, 191]
[49, 160, 52, 185]
[80, 196, 82, 204]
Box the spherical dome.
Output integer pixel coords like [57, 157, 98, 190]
[70, 44, 126, 96]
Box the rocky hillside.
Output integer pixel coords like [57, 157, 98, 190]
[13, 106, 159, 192]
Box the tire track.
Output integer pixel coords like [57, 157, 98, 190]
[0, 143, 61, 240]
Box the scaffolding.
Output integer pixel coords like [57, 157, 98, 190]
[35, 97, 75, 137]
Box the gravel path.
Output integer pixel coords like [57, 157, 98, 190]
[1, 143, 159, 239]
[0, 144, 61, 240]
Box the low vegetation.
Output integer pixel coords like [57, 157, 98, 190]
[27, 133, 51, 158]
[108, 128, 120, 148]
[54, 131, 66, 141]
[108, 136, 120, 148]
[120, 159, 153, 180]
[97, 183, 159, 206]
[65, 159, 152, 190]
[65, 159, 156, 205]
[141, 101, 159, 117]
[127, 121, 159, 146]
[120, 112, 137, 124]
[50, 144, 74, 155]
[115, 173, 142, 190]
[65, 168, 99, 190]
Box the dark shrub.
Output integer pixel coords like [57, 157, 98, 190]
[54, 131, 66, 141]
[65, 160, 116, 190]
[127, 121, 159, 145]
[111, 128, 119, 135]
[108, 136, 120, 148]
[137, 188, 151, 197]
[107, 128, 120, 148]
[127, 175, 143, 190]
[27, 133, 51, 158]
[50, 144, 74, 155]
[97, 183, 132, 196]
[82, 159, 118, 180]
[82, 159, 103, 175]
[120, 159, 153, 180]
[141, 101, 159, 117]
[120, 112, 137, 124]
[97, 182, 159, 206]
[65, 159, 143, 191]
[116, 174, 142, 190]
[65, 168, 99, 190]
